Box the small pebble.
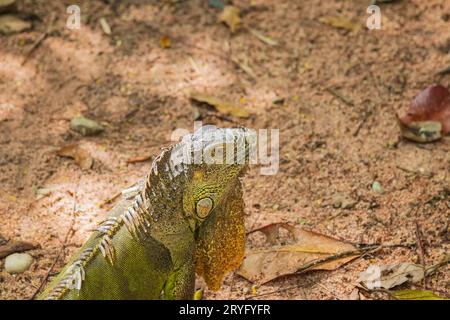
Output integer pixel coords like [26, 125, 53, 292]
[70, 116, 104, 136]
[372, 181, 384, 194]
[332, 193, 357, 209]
[4, 253, 33, 274]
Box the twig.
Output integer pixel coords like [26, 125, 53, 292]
[126, 155, 152, 164]
[326, 87, 354, 107]
[353, 111, 372, 137]
[246, 285, 301, 300]
[415, 223, 427, 266]
[396, 165, 434, 177]
[0, 240, 39, 259]
[294, 245, 379, 276]
[354, 242, 416, 249]
[22, 13, 56, 66]
[99, 190, 122, 208]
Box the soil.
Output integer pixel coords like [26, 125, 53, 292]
[0, 0, 449, 300]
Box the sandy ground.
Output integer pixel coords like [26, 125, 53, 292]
[0, 0, 449, 300]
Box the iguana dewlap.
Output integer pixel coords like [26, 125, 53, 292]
[38, 126, 252, 300]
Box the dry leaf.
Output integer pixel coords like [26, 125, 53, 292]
[319, 16, 361, 32]
[99, 17, 111, 35]
[159, 35, 171, 49]
[58, 144, 93, 170]
[248, 28, 278, 46]
[248, 223, 296, 245]
[232, 57, 256, 79]
[393, 289, 447, 300]
[238, 227, 359, 284]
[0, 240, 38, 259]
[190, 92, 250, 118]
[358, 262, 429, 290]
[219, 5, 241, 33]
[398, 84, 450, 142]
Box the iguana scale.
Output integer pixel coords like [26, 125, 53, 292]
[38, 125, 253, 300]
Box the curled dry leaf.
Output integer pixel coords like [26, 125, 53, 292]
[219, 5, 241, 33]
[190, 92, 250, 118]
[358, 261, 443, 290]
[58, 144, 93, 170]
[238, 226, 359, 284]
[398, 84, 450, 142]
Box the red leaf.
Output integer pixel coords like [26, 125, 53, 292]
[400, 84, 450, 134]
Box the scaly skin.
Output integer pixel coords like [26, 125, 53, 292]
[38, 126, 252, 300]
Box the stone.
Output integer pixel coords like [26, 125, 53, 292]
[372, 181, 384, 194]
[70, 116, 104, 136]
[332, 193, 357, 209]
[0, 15, 31, 34]
[4, 253, 33, 274]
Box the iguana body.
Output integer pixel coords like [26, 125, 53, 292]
[38, 126, 252, 300]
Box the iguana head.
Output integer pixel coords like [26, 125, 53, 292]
[176, 125, 253, 290]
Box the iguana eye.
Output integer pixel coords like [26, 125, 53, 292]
[196, 198, 213, 219]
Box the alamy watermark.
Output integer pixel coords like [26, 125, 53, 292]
[367, 5, 382, 30]
[359, 265, 382, 289]
[66, 5, 81, 30]
[170, 122, 279, 176]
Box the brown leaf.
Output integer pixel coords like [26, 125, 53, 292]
[398, 84, 450, 142]
[0, 240, 39, 259]
[219, 5, 241, 33]
[319, 16, 361, 32]
[248, 223, 296, 245]
[238, 227, 359, 284]
[190, 92, 250, 118]
[58, 144, 93, 170]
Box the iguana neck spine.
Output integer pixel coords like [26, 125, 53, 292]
[45, 146, 189, 300]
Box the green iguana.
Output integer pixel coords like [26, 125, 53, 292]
[38, 125, 254, 300]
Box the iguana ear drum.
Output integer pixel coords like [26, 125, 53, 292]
[196, 198, 213, 219]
